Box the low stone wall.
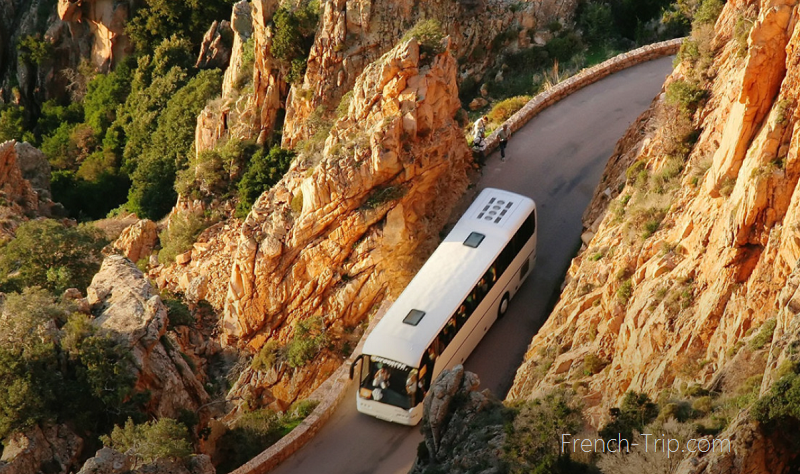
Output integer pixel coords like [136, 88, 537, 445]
[229, 36, 683, 474]
[484, 37, 682, 152]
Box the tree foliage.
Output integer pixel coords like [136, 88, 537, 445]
[0, 291, 139, 440]
[599, 391, 659, 441]
[126, 68, 222, 219]
[102, 417, 193, 463]
[126, 0, 235, 54]
[236, 147, 295, 217]
[0, 220, 108, 294]
[503, 390, 591, 474]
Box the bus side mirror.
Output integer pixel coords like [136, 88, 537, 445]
[349, 354, 363, 380]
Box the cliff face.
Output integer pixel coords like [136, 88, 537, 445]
[0, 140, 61, 237]
[0, 0, 132, 107]
[218, 37, 473, 407]
[508, 0, 800, 437]
[56, 0, 132, 71]
[195, 0, 577, 154]
[281, 0, 576, 148]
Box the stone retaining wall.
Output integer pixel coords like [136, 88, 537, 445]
[229, 36, 683, 474]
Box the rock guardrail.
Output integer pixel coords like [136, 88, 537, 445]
[229, 36, 683, 474]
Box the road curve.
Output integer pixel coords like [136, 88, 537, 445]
[270, 55, 675, 474]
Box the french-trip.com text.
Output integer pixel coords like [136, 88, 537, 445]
[560, 433, 731, 458]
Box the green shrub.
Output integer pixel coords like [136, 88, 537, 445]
[600, 391, 659, 441]
[578, 2, 615, 45]
[236, 147, 295, 217]
[616, 279, 633, 305]
[733, 15, 754, 57]
[162, 292, 194, 329]
[128, 68, 223, 220]
[126, 0, 235, 54]
[0, 220, 107, 294]
[752, 371, 800, 428]
[18, 34, 53, 65]
[583, 353, 608, 375]
[157, 213, 209, 264]
[487, 96, 530, 126]
[0, 105, 29, 143]
[216, 402, 317, 472]
[362, 185, 405, 210]
[102, 418, 193, 463]
[290, 190, 304, 215]
[285, 317, 329, 368]
[694, 0, 724, 26]
[749, 318, 777, 351]
[252, 340, 281, 372]
[0, 299, 138, 440]
[272, 3, 319, 83]
[503, 390, 588, 474]
[402, 19, 446, 56]
[666, 79, 707, 115]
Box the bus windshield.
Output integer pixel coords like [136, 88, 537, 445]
[359, 355, 425, 409]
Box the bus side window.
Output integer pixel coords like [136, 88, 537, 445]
[441, 317, 457, 347]
[455, 304, 468, 329]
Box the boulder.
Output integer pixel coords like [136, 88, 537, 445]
[0, 424, 84, 474]
[196, 20, 233, 69]
[112, 219, 158, 264]
[87, 256, 210, 418]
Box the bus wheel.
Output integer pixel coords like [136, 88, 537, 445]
[498, 292, 510, 318]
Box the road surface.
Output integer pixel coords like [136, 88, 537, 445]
[271, 55, 675, 474]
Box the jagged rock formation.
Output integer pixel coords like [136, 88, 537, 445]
[195, 0, 576, 154]
[508, 0, 800, 435]
[281, 0, 576, 148]
[111, 219, 158, 263]
[676, 260, 800, 473]
[410, 366, 506, 474]
[223, 36, 471, 344]
[87, 256, 210, 418]
[179, 36, 472, 409]
[153, 217, 243, 309]
[57, 0, 132, 71]
[195, 0, 286, 154]
[196, 20, 234, 70]
[76, 448, 215, 474]
[0, 140, 62, 237]
[0, 0, 132, 106]
[0, 424, 84, 474]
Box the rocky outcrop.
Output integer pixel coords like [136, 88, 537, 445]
[201, 37, 473, 409]
[281, 0, 577, 148]
[675, 260, 800, 474]
[0, 140, 61, 237]
[410, 366, 506, 474]
[195, 0, 577, 155]
[76, 448, 215, 474]
[194, 0, 285, 155]
[0, 424, 84, 474]
[56, 0, 132, 71]
[111, 219, 158, 263]
[196, 20, 234, 70]
[87, 256, 210, 418]
[507, 0, 800, 429]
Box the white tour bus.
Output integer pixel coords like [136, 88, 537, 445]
[349, 188, 537, 425]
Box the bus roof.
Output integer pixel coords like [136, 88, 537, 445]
[362, 188, 535, 368]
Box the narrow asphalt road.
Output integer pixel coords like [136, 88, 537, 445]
[270, 55, 675, 474]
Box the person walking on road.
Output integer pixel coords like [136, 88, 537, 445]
[472, 116, 488, 167]
[498, 124, 509, 161]
[472, 116, 487, 143]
